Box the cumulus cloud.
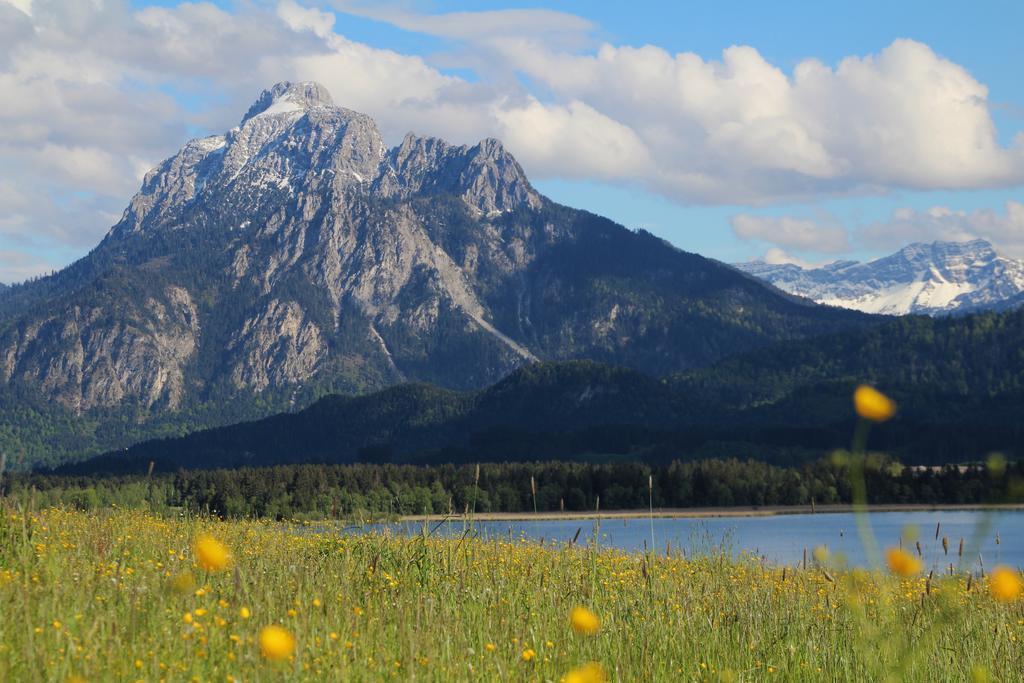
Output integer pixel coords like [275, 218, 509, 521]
[732, 201, 1024, 261]
[492, 99, 652, 180]
[760, 248, 829, 269]
[731, 213, 851, 253]
[860, 202, 1024, 258]
[483, 38, 1024, 203]
[1, 0, 1024, 282]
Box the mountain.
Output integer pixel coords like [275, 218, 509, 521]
[735, 240, 1024, 315]
[0, 81, 873, 466]
[64, 305, 1024, 474]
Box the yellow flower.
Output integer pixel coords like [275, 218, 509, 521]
[194, 535, 230, 572]
[239, 607, 251, 619]
[885, 547, 922, 577]
[521, 648, 536, 662]
[484, 642, 496, 652]
[853, 385, 896, 422]
[182, 612, 193, 624]
[570, 606, 601, 635]
[259, 625, 296, 661]
[563, 662, 607, 683]
[990, 566, 1022, 602]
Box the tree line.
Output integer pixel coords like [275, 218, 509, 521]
[4, 457, 1019, 520]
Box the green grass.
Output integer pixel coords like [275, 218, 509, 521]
[0, 505, 1021, 681]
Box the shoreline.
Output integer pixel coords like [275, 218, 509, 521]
[398, 503, 1024, 523]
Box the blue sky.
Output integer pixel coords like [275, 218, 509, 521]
[2, 0, 1023, 281]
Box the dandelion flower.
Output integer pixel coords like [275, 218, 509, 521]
[259, 625, 296, 661]
[564, 662, 607, 683]
[239, 607, 251, 619]
[853, 385, 896, 422]
[194, 535, 230, 572]
[990, 566, 1022, 602]
[570, 606, 601, 635]
[885, 547, 922, 577]
[521, 648, 536, 662]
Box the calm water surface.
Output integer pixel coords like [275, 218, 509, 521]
[370, 511, 1024, 570]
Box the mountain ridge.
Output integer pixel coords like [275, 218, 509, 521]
[735, 239, 1024, 315]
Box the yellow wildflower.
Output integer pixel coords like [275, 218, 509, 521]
[990, 566, 1022, 602]
[885, 547, 922, 577]
[259, 625, 296, 661]
[853, 385, 896, 422]
[564, 662, 607, 683]
[194, 535, 230, 572]
[570, 606, 601, 635]
[521, 648, 536, 662]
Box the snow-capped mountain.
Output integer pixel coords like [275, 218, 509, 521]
[735, 240, 1024, 315]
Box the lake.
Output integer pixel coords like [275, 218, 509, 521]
[369, 510, 1024, 571]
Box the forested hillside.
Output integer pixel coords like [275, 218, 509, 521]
[61, 305, 1024, 474]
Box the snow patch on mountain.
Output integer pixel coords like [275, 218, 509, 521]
[735, 240, 1024, 315]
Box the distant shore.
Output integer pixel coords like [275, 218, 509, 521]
[399, 503, 1024, 523]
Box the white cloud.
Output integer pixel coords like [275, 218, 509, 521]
[733, 201, 1024, 260]
[860, 202, 1024, 258]
[493, 99, 652, 180]
[731, 213, 850, 253]
[761, 247, 827, 269]
[2, 0, 32, 16]
[325, 2, 594, 46]
[483, 37, 1024, 203]
[277, 0, 335, 38]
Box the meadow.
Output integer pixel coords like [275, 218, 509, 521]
[2, 386, 1022, 681]
[1, 503, 1022, 682]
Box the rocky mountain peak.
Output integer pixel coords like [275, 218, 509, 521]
[240, 81, 335, 124]
[381, 132, 540, 215]
[114, 83, 547, 238]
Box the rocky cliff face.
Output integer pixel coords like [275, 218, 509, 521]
[0, 81, 868, 416]
[736, 240, 1024, 315]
